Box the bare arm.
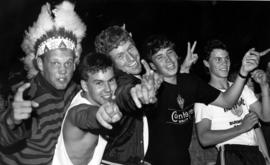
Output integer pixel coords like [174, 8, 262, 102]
[254, 127, 270, 163]
[196, 112, 259, 147]
[250, 69, 270, 122]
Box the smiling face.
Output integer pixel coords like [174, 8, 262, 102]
[204, 48, 230, 79]
[37, 48, 76, 90]
[81, 67, 117, 106]
[151, 47, 179, 78]
[108, 40, 141, 75]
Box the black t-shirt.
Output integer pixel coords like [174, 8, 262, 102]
[145, 73, 220, 165]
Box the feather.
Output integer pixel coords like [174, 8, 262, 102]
[53, 1, 86, 43]
[21, 1, 86, 76]
[21, 3, 54, 56]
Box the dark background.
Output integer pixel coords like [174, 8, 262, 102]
[1, 0, 270, 81]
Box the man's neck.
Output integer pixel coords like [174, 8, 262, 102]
[209, 76, 229, 90]
[164, 76, 177, 85]
[81, 91, 100, 107]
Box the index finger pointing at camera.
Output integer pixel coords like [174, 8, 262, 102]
[14, 83, 31, 102]
[14, 82, 39, 107]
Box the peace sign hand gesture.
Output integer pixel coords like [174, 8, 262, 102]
[180, 41, 198, 73]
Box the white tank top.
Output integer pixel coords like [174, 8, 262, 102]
[52, 90, 107, 165]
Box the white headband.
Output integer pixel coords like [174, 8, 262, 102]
[36, 36, 76, 57]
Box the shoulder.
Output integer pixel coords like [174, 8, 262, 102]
[69, 104, 99, 114]
[116, 71, 141, 86]
[178, 73, 204, 83]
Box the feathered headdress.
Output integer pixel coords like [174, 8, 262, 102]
[21, 1, 86, 78]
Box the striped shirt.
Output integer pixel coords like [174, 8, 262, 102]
[0, 73, 78, 165]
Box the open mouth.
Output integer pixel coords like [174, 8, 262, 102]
[167, 63, 175, 70]
[102, 94, 113, 101]
[219, 68, 229, 72]
[128, 61, 138, 68]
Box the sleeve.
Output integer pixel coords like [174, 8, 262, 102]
[194, 102, 213, 123]
[115, 73, 142, 114]
[241, 85, 258, 108]
[68, 104, 106, 135]
[193, 74, 220, 105]
[0, 107, 30, 147]
[0, 78, 36, 147]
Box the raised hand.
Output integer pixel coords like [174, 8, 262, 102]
[240, 48, 260, 76]
[180, 41, 198, 73]
[141, 59, 163, 92]
[130, 84, 150, 108]
[259, 48, 270, 57]
[8, 83, 39, 126]
[251, 69, 268, 86]
[239, 112, 259, 132]
[96, 101, 122, 130]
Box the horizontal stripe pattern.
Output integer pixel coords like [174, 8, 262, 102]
[0, 74, 78, 165]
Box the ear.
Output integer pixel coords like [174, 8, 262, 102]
[203, 60, 210, 68]
[121, 23, 126, 30]
[36, 57, 44, 72]
[73, 62, 76, 71]
[80, 80, 88, 93]
[150, 62, 157, 71]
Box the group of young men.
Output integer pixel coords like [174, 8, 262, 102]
[0, 1, 269, 165]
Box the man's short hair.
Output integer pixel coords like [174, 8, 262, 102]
[203, 39, 228, 61]
[95, 25, 135, 55]
[142, 35, 174, 63]
[79, 52, 113, 81]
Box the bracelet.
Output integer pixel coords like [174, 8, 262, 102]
[238, 72, 248, 79]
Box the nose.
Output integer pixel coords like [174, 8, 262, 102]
[104, 82, 112, 93]
[58, 64, 67, 75]
[165, 54, 173, 63]
[125, 52, 136, 63]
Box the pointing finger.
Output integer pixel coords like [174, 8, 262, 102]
[130, 87, 142, 108]
[96, 112, 113, 129]
[259, 48, 270, 57]
[14, 83, 31, 102]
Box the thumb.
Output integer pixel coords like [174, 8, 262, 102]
[31, 101, 39, 108]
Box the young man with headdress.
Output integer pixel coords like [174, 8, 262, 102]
[95, 25, 160, 165]
[0, 1, 86, 164]
[141, 35, 260, 165]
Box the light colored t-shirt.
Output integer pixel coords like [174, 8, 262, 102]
[194, 84, 258, 148]
[52, 90, 107, 165]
